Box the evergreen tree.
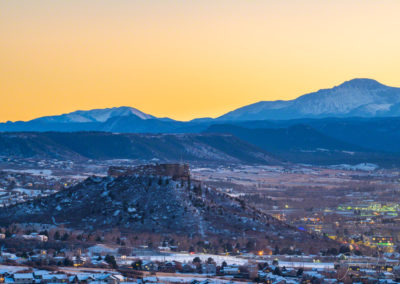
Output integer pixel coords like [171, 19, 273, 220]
[105, 254, 118, 269]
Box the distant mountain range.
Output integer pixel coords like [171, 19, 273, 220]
[34, 106, 155, 123]
[0, 106, 182, 133]
[2, 78, 400, 133]
[2, 78, 400, 166]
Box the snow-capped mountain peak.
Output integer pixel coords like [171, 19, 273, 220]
[219, 78, 400, 120]
[337, 78, 385, 89]
[35, 106, 155, 123]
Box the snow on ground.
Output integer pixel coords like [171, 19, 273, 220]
[123, 253, 248, 266]
[12, 188, 41, 197]
[122, 253, 335, 270]
[0, 265, 30, 273]
[277, 261, 334, 269]
[5, 169, 53, 177]
[6, 169, 53, 176]
[59, 266, 114, 275]
[328, 163, 378, 171]
[151, 275, 244, 283]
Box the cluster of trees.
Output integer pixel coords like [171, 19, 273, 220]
[53, 231, 70, 241]
[186, 239, 260, 255]
[321, 246, 362, 256]
[274, 246, 303, 256]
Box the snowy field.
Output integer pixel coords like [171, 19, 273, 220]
[122, 252, 335, 269]
[146, 275, 248, 283]
[4, 169, 54, 177]
[0, 265, 31, 273]
[122, 253, 248, 266]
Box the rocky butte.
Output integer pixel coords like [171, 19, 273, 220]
[108, 163, 190, 180]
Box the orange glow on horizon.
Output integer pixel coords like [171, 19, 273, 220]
[1, 0, 400, 122]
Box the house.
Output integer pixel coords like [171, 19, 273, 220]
[157, 246, 171, 252]
[95, 274, 125, 284]
[142, 276, 158, 283]
[33, 270, 50, 280]
[221, 265, 240, 275]
[41, 274, 68, 283]
[72, 255, 86, 267]
[1, 252, 18, 262]
[181, 263, 196, 273]
[141, 260, 158, 272]
[70, 274, 96, 283]
[21, 233, 48, 242]
[0, 270, 10, 283]
[13, 273, 34, 284]
[53, 256, 66, 265]
[4, 277, 15, 284]
[302, 271, 325, 282]
[201, 263, 216, 275]
[263, 273, 288, 284]
[158, 261, 177, 273]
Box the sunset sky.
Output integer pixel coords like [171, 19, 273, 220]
[1, 0, 400, 122]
